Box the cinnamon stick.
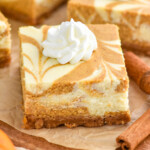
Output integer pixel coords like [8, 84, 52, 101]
[124, 51, 150, 94]
[116, 109, 150, 150]
[136, 135, 150, 150]
[0, 120, 79, 150]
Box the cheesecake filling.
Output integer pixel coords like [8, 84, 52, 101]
[25, 68, 129, 116]
[32, 91, 129, 116]
[0, 35, 11, 49]
[0, 20, 6, 34]
[94, 0, 150, 24]
[133, 23, 150, 42]
[26, 80, 129, 116]
[0, 21, 10, 50]
[94, 0, 150, 43]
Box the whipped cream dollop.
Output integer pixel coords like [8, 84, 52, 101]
[42, 19, 97, 64]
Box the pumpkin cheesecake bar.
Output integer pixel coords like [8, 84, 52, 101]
[0, 0, 66, 25]
[0, 12, 11, 68]
[19, 21, 130, 129]
[68, 0, 150, 55]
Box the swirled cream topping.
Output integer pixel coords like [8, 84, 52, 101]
[42, 19, 97, 64]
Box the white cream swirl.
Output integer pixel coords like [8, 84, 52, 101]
[42, 19, 97, 64]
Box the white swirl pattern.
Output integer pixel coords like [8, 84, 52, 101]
[19, 25, 126, 95]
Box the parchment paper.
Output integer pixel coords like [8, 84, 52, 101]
[0, 4, 150, 150]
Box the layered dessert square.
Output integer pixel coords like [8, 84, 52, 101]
[0, 0, 66, 25]
[68, 0, 150, 55]
[0, 12, 11, 68]
[19, 21, 130, 129]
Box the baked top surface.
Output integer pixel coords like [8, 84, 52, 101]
[19, 24, 128, 94]
[69, 0, 150, 15]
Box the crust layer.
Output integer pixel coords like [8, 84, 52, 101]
[0, 49, 10, 68]
[0, 56, 10, 68]
[24, 111, 131, 129]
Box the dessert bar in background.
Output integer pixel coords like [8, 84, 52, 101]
[68, 0, 150, 55]
[19, 22, 130, 129]
[0, 11, 11, 68]
[0, 0, 67, 24]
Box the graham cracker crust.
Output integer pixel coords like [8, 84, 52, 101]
[24, 111, 131, 129]
[0, 49, 10, 68]
[0, 56, 10, 68]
